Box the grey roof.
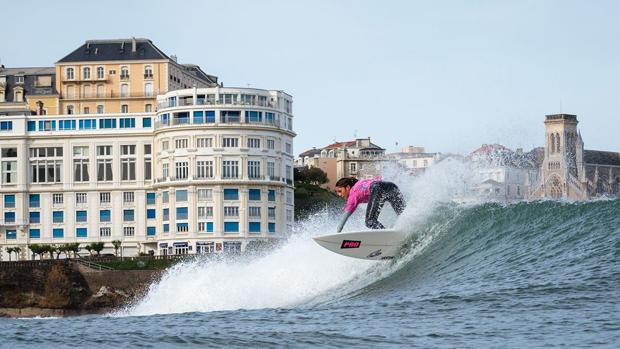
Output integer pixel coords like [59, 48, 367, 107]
[0, 66, 57, 104]
[179, 63, 218, 86]
[57, 38, 170, 63]
[299, 148, 322, 158]
[584, 150, 620, 167]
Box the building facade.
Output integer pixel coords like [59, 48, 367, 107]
[0, 39, 294, 260]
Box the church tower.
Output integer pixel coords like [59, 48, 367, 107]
[541, 114, 585, 199]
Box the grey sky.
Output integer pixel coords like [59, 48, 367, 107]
[2, 0, 618, 155]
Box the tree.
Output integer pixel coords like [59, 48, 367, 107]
[305, 167, 329, 186]
[91, 242, 105, 256]
[5, 247, 14, 261]
[40, 244, 53, 260]
[29, 244, 43, 260]
[84, 245, 93, 256]
[51, 244, 64, 259]
[66, 243, 80, 258]
[111, 240, 122, 257]
[13, 247, 21, 261]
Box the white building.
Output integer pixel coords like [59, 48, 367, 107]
[387, 146, 440, 175]
[0, 87, 295, 259]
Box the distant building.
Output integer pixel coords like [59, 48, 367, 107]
[531, 114, 620, 199]
[0, 66, 59, 116]
[387, 146, 441, 176]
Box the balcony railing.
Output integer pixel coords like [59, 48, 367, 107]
[154, 176, 284, 184]
[154, 116, 283, 129]
[158, 99, 278, 110]
[62, 91, 160, 99]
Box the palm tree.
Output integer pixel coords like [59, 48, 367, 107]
[84, 245, 93, 256]
[91, 242, 105, 256]
[5, 247, 14, 261]
[13, 246, 21, 261]
[66, 243, 80, 258]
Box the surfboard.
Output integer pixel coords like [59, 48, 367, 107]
[312, 229, 409, 260]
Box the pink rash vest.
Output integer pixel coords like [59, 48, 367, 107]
[344, 178, 381, 213]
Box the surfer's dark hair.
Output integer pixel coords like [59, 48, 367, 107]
[336, 177, 358, 188]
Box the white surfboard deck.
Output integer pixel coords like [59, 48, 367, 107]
[312, 229, 409, 260]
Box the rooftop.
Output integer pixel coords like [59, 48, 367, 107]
[57, 38, 170, 63]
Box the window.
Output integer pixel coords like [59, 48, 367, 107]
[15, 75, 24, 84]
[176, 190, 188, 202]
[268, 190, 276, 202]
[198, 206, 214, 218]
[223, 241, 242, 252]
[268, 207, 276, 219]
[144, 144, 152, 181]
[142, 117, 152, 127]
[247, 138, 261, 148]
[4, 212, 15, 223]
[196, 160, 214, 179]
[28, 121, 36, 131]
[83, 67, 91, 80]
[2, 159, 17, 184]
[196, 137, 212, 148]
[205, 110, 216, 123]
[147, 209, 156, 219]
[66, 67, 74, 80]
[144, 83, 153, 96]
[285, 143, 292, 154]
[123, 192, 135, 203]
[220, 94, 238, 104]
[162, 191, 169, 203]
[249, 206, 261, 218]
[29, 211, 40, 224]
[286, 190, 293, 205]
[30, 194, 41, 207]
[53, 228, 64, 238]
[163, 208, 169, 221]
[123, 209, 135, 222]
[175, 139, 188, 149]
[119, 117, 135, 128]
[176, 207, 188, 220]
[76, 210, 88, 222]
[79, 119, 96, 130]
[100, 227, 111, 237]
[120, 67, 129, 79]
[245, 111, 263, 123]
[248, 160, 261, 179]
[84, 106, 90, 114]
[76, 228, 88, 238]
[73, 146, 90, 182]
[52, 193, 63, 205]
[224, 188, 239, 200]
[146, 192, 156, 205]
[265, 112, 276, 125]
[177, 223, 189, 233]
[121, 145, 136, 181]
[99, 118, 116, 129]
[123, 226, 135, 237]
[144, 66, 153, 78]
[100, 210, 111, 222]
[59, 120, 76, 130]
[0, 121, 13, 131]
[267, 139, 275, 150]
[96, 105, 104, 114]
[193, 111, 204, 124]
[147, 227, 156, 236]
[97, 146, 113, 182]
[29, 229, 41, 239]
[29, 147, 63, 184]
[100, 192, 111, 204]
[96, 67, 104, 79]
[6, 230, 16, 240]
[224, 222, 239, 233]
[197, 189, 212, 200]
[267, 162, 275, 179]
[269, 222, 276, 233]
[224, 206, 239, 217]
[163, 224, 169, 233]
[222, 160, 239, 179]
[175, 161, 188, 179]
[4, 194, 15, 208]
[198, 222, 214, 233]
[249, 222, 261, 233]
[76, 192, 87, 204]
[223, 137, 239, 148]
[249, 189, 261, 201]
[38, 120, 55, 131]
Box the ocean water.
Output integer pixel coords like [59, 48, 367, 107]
[1, 163, 619, 348]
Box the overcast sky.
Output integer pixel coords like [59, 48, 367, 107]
[2, 0, 618, 155]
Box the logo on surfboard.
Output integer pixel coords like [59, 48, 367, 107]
[341, 240, 361, 249]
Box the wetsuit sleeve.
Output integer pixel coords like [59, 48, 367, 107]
[336, 211, 353, 233]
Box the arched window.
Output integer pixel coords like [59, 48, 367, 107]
[120, 84, 129, 97]
[67, 105, 74, 115]
[14, 89, 23, 102]
[550, 134, 555, 153]
[96, 67, 104, 79]
[121, 104, 129, 113]
[120, 66, 129, 79]
[145, 104, 152, 112]
[83, 67, 91, 80]
[144, 83, 153, 96]
[96, 105, 104, 114]
[555, 133, 561, 152]
[66, 67, 74, 80]
[144, 65, 153, 78]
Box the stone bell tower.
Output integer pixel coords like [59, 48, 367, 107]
[541, 114, 586, 199]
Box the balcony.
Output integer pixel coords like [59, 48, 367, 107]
[120, 74, 131, 80]
[144, 73, 154, 79]
[61, 91, 160, 100]
[157, 98, 278, 110]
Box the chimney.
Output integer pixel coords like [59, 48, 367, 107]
[170, 55, 178, 62]
[132, 37, 137, 52]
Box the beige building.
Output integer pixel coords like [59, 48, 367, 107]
[55, 38, 218, 115]
[0, 66, 59, 116]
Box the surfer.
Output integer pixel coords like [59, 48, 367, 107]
[335, 177, 406, 232]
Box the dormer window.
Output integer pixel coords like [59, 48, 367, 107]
[66, 68, 74, 80]
[15, 75, 24, 84]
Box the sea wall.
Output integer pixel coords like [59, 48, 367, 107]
[0, 260, 160, 317]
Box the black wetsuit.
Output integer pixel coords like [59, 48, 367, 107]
[365, 181, 406, 229]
